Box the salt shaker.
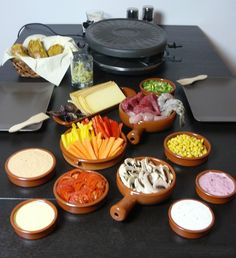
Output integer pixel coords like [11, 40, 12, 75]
[142, 5, 154, 22]
[127, 7, 139, 19]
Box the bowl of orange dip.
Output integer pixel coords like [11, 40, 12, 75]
[5, 148, 56, 187]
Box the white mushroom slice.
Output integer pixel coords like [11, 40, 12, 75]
[140, 158, 147, 172]
[149, 171, 159, 184]
[143, 158, 152, 173]
[127, 176, 135, 189]
[153, 178, 169, 191]
[124, 158, 135, 167]
[134, 178, 145, 193]
[119, 157, 172, 193]
[142, 173, 155, 193]
[119, 164, 128, 178]
[162, 165, 173, 183]
[156, 164, 166, 180]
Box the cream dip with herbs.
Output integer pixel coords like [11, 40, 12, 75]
[7, 148, 54, 178]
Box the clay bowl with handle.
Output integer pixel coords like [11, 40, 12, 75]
[110, 157, 176, 222]
[119, 104, 176, 145]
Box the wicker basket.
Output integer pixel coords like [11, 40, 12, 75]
[12, 59, 39, 78]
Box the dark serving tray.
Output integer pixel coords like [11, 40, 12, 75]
[0, 82, 54, 131]
[182, 77, 236, 122]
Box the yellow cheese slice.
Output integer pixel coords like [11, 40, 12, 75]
[84, 82, 126, 113]
[78, 96, 93, 115]
[68, 97, 87, 115]
[69, 81, 126, 115]
[70, 81, 114, 99]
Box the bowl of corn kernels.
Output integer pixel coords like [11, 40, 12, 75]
[163, 131, 211, 166]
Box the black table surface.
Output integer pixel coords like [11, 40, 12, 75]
[0, 24, 235, 258]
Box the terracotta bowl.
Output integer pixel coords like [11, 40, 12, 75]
[164, 131, 211, 167]
[195, 170, 236, 204]
[168, 199, 215, 239]
[10, 199, 58, 240]
[5, 148, 56, 187]
[52, 87, 136, 127]
[53, 169, 109, 214]
[139, 77, 176, 96]
[60, 132, 127, 170]
[119, 104, 176, 145]
[110, 157, 176, 221]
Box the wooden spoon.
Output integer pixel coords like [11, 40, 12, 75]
[177, 74, 208, 86]
[9, 112, 49, 133]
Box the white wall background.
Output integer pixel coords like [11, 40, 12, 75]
[1, 0, 236, 75]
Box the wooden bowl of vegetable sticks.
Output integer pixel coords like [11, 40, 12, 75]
[60, 115, 127, 170]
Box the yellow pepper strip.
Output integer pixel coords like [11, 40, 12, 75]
[61, 134, 68, 149]
[61, 120, 95, 149]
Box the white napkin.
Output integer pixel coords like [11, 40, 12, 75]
[2, 34, 78, 86]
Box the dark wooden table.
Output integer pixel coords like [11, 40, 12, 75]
[0, 24, 235, 258]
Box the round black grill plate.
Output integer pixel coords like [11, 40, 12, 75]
[86, 18, 167, 58]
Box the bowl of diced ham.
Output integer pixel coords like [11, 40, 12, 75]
[119, 92, 185, 144]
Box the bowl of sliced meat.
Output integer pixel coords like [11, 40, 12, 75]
[119, 92, 185, 144]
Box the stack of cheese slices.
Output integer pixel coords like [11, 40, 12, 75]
[69, 81, 126, 116]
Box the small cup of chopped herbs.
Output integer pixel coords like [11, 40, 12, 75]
[139, 77, 176, 95]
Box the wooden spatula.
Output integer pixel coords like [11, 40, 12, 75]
[177, 75, 208, 86]
[9, 112, 49, 133]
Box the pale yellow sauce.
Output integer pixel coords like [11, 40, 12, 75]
[8, 149, 54, 178]
[15, 200, 55, 231]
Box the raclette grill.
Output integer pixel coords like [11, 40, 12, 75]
[85, 18, 167, 74]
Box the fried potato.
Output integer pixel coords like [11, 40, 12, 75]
[47, 44, 64, 56]
[28, 39, 48, 58]
[11, 43, 28, 57]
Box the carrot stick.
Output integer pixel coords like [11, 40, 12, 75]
[91, 136, 99, 158]
[98, 138, 109, 159]
[108, 137, 124, 157]
[68, 143, 87, 159]
[75, 140, 91, 159]
[102, 137, 115, 159]
[96, 132, 102, 151]
[109, 145, 123, 157]
[82, 139, 97, 160]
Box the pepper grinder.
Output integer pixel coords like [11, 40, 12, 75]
[127, 7, 139, 19]
[142, 5, 154, 22]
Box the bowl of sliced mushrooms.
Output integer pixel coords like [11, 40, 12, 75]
[110, 157, 176, 221]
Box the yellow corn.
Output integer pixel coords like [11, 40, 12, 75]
[167, 134, 207, 158]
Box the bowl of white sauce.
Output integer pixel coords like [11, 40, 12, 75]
[168, 199, 215, 239]
[10, 199, 58, 240]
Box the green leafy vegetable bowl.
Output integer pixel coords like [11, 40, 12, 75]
[139, 77, 176, 95]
